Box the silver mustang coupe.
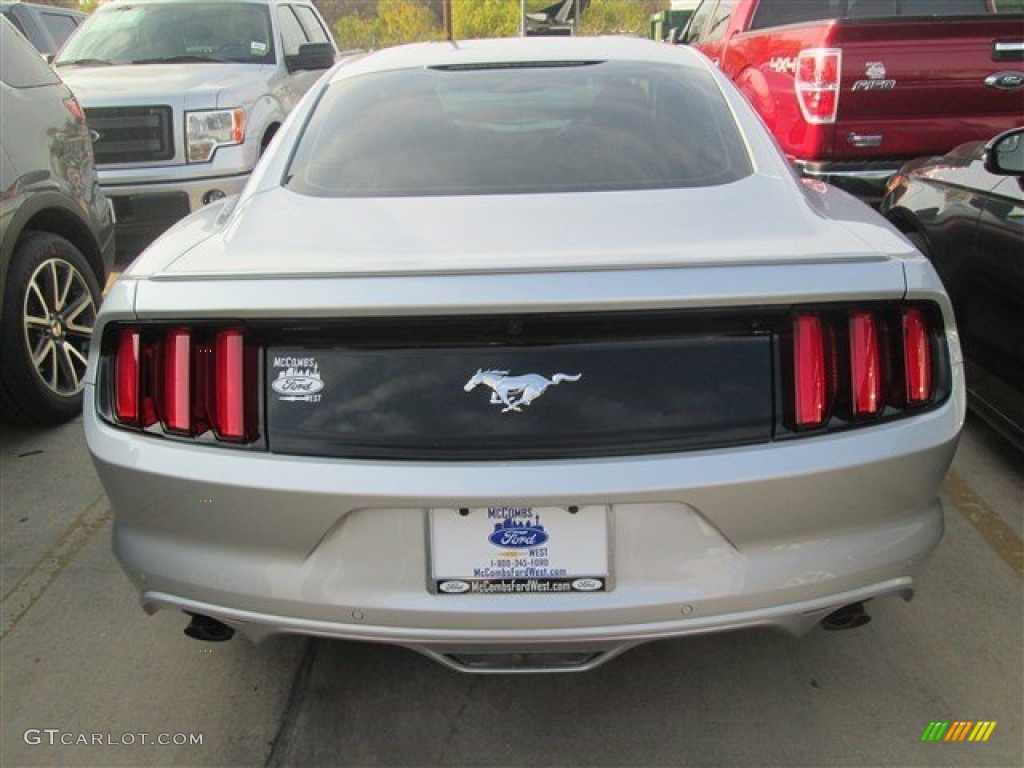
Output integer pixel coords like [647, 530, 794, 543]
[85, 37, 964, 673]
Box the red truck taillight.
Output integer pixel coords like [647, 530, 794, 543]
[788, 305, 942, 430]
[108, 325, 259, 444]
[796, 48, 841, 125]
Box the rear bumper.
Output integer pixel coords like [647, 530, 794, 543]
[86, 394, 959, 671]
[145, 575, 924, 672]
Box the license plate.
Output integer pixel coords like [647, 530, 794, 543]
[429, 505, 609, 595]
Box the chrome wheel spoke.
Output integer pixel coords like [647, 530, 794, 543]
[24, 313, 51, 329]
[32, 339, 59, 389]
[26, 279, 51, 318]
[31, 337, 56, 368]
[45, 260, 61, 310]
[64, 292, 97, 336]
[56, 262, 75, 312]
[58, 342, 86, 392]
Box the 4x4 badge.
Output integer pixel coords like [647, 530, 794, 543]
[464, 369, 581, 413]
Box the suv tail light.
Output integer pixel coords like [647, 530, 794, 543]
[796, 48, 841, 125]
[62, 96, 87, 125]
[105, 325, 259, 444]
[786, 305, 944, 432]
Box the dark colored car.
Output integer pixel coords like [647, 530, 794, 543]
[0, 1, 86, 60]
[882, 127, 1024, 450]
[1, 16, 115, 424]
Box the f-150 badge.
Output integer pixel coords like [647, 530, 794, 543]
[853, 61, 896, 91]
[464, 369, 581, 413]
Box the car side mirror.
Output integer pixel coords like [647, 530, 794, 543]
[984, 127, 1024, 176]
[286, 42, 335, 73]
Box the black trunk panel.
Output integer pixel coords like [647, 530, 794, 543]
[265, 318, 774, 459]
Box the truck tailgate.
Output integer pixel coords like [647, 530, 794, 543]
[834, 17, 1024, 160]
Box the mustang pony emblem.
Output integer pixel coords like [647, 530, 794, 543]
[464, 369, 582, 413]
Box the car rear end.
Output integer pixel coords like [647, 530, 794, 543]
[725, 0, 1024, 202]
[83, 39, 964, 673]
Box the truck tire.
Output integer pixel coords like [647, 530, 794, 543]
[0, 232, 102, 424]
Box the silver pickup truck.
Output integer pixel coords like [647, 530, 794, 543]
[55, 0, 338, 254]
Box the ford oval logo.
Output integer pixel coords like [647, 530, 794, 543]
[572, 578, 604, 592]
[488, 526, 549, 549]
[985, 71, 1024, 90]
[438, 580, 470, 594]
[271, 375, 324, 395]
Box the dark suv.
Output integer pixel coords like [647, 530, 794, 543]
[1, 16, 115, 424]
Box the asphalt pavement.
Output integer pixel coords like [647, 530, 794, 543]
[1, 414, 1021, 767]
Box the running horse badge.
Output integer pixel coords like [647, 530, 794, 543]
[464, 369, 582, 413]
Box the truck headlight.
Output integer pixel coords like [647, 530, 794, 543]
[186, 109, 245, 163]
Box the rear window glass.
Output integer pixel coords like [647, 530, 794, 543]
[751, 0, 1007, 29]
[0, 19, 61, 87]
[40, 12, 80, 48]
[285, 60, 752, 198]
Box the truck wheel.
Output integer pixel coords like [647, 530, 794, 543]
[0, 232, 102, 424]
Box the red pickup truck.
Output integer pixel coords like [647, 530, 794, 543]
[681, 0, 1024, 202]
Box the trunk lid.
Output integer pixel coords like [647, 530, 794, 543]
[152, 175, 888, 280]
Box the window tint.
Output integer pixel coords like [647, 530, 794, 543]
[751, 0, 1000, 28]
[682, 0, 717, 44]
[750, 0, 844, 28]
[41, 12, 79, 47]
[1, 10, 29, 38]
[286, 61, 752, 198]
[294, 5, 329, 44]
[276, 6, 307, 57]
[705, 0, 739, 41]
[0, 18, 60, 87]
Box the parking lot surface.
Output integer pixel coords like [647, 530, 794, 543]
[1, 414, 1021, 767]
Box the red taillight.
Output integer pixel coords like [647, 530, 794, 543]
[796, 48, 841, 125]
[109, 325, 258, 444]
[786, 305, 940, 432]
[902, 308, 932, 405]
[213, 329, 248, 441]
[793, 314, 827, 427]
[114, 329, 140, 424]
[849, 311, 882, 416]
[162, 328, 192, 434]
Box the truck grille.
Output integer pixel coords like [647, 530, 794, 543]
[86, 106, 173, 164]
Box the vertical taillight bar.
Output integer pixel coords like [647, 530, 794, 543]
[162, 328, 192, 434]
[902, 308, 932, 405]
[793, 314, 826, 427]
[213, 329, 247, 441]
[849, 311, 882, 416]
[114, 329, 140, 425]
